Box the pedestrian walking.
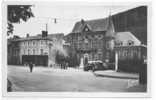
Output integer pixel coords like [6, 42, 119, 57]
[65, 62, 68, 69]
[29, 62, 34, 72]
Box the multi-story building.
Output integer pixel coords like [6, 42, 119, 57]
[65, 6, 147, 70]
[112, 6, 147, 72]
[114, 32, 146, 72]
[8, 32, 64, 66]
[65, 17, 115, 66]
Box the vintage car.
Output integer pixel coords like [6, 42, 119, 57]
[84, 60, 108, 71]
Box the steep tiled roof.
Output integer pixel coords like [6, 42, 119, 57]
[71, 6, 147, 45]
[8, 33, 64, 42]
[72, 18, 109, 33]
[9, 35, 53, 42]
[112, 6, 147, 45]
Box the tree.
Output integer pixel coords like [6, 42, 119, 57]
[67, 52, 79, 68]
[7, 5, 34, 36]
[55, 50, 66, 64]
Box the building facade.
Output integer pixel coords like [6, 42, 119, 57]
[8, 33, 64, 66]
[112, 6, 147, 72]
[65, 6, 147, 70]
[65, 18, 115, 66]
[115, 45, 146, 72]
[114, 31, 146, 72]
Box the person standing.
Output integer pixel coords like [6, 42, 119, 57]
[29, 62, 34, 72]
[65, 62, 68, 69]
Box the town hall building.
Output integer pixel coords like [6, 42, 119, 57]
[65, 16, 115, 65]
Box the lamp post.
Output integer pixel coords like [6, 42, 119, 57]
[115, 51, 118, 72]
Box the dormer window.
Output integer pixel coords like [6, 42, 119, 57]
[83, 25, 90, 32]
[97, 34, 103, 40]
[115, 41, 122, 46]
[82, 24, 90, 32]
[84, 27, 89, 31]
[128, 40, 134, 46]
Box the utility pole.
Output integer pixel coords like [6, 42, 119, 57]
[115, 51, 118, 72]
[46, 23, 48, 32]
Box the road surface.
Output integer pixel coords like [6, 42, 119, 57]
[7, 65, 144, 92]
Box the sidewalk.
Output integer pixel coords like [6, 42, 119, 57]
[94, 70, 139, 79]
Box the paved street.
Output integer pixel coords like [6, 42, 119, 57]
[7, 65, 145, 92]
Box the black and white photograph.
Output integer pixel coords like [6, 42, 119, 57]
[2, 1, 150, 97]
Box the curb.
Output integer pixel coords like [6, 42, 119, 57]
[93, 72, 139, 80]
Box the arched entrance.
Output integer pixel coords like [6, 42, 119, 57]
[79, 53, 89, 68]
[84, 53, 89, 66]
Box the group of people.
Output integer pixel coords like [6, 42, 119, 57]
[50, 63, 69, 69]
[26, 62, 69, 72]
[25, 62, 34, 73]
[60, 62, 68, 69]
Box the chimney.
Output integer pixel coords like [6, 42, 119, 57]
[81, 19, 85, 25]
[26, 34, 29, 38]
[42, 31, 48, 37]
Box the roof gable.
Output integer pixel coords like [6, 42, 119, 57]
[82, 24, 91, 32]
[72, 18, 109, 33]
[115, 31, 141, 46]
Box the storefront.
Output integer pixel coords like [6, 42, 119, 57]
[22, 55, 48, 66]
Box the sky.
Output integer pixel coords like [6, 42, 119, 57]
[11, 3, 140, 37]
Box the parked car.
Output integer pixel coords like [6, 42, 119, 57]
[84, 60, 108, 71]
[84, 63, 94, 71]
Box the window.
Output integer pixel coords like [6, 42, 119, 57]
[28, 41, 30, 46]
[26, 41, 28, 46]
[42, 40, 45, 44]
[85, 27, 89, 31]
[23, 49, 25, 55]
[98, 35, 103, 40]
[40, 49, 43, 55]
[83, 25, 89, 32]
[84, 38, 88, 44]
[128, 40, 134, 46]
[95, 54, 98, 60]
[98, 53, 102, 60]
[33, 49, 35, 55]
[33, 41, 35, 45]
[41, 40, 43, 45]
[120, 42, 123, 46]
[90, 40, 93, 49]
[45, 40, 48, 45]
[82, 25, 89, 32]
[115, 41, 123, 46]
[23, 42, 25, 46]
[97, 40, 103, 48]
[106, 42, 110, 49]
[28, 49, 30, 55]
[92, 40, 97, 49]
